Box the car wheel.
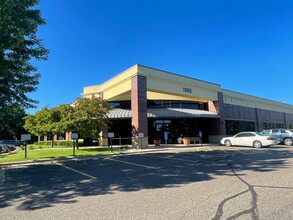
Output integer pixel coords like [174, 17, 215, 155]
[253, 140, 262, 148]
[224, 140, 232, 147]
[283, 138, 292, 146]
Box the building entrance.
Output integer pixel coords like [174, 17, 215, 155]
[148, 118, 209, 144]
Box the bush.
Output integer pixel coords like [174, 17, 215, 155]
[55, 140, 73, 147]
[33, 139, 85, 148]
[34, 141, 52, 146]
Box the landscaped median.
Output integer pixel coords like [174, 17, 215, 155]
[0, 145, 122, 164]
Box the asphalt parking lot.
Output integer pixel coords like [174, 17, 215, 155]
[1, 145, 293, 220]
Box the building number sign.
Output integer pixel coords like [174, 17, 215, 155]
[183, 87, 192, 93]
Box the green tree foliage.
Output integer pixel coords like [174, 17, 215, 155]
[72, 97, 109, 138]
[0, 0, 49, 109]
[24, 106, 53, 146]
[0, 104, 26, 139]
[50, 104, 75, 135]
[23, 106, 66, 147]
[24, 97, 109, 143]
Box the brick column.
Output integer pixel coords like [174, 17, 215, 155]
[255, 108, 263, 132]
[131, 75, 148, 148]
[65, 132, 72, 141]
[217, 92, 226, 135]
[208, 101, 219, 114]
[283, 112, 287, 128]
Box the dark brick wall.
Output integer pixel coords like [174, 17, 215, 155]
[221, 103, 293, 131]
[223, 103, 257, 121]
[284, 113, 293, 128]
[217, 92, 293, 133]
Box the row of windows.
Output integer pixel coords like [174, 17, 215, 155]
[263, 122, 284, 129]
[147, 100, 201, 109]
[109, 100, 204, 110]
[225, 120, 255, 136]
[225, 120, 292, 136]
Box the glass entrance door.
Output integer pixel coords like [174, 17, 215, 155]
[154, 120, 171, 142]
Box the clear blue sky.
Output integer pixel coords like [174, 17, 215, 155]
[29, 0, 293, 113]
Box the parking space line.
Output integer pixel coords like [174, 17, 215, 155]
[53, 161, 97, 180]
[143, 154, 199, 163]
[104, 158, 157, 169]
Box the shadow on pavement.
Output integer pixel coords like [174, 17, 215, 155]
[0, 146, 292, 211]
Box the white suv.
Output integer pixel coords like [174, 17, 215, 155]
[261, 129, 293, 146]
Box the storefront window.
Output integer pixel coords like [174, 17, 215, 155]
[225, 120, 255, 135]
[263, 122, 284, 129]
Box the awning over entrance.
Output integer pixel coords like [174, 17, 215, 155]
[107, 108, 220, 119]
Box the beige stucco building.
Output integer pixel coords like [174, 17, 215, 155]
[82, 64, 293, 147]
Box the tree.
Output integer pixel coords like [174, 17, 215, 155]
[0, 104, 26, 139]
[24, 106, 53, 145]
[0, 0, 49, 110]
[24, 97, 109, 145]
[50, 104, 75, 136]
[24, 105, 74, 146]
[71, 97, 109, 138]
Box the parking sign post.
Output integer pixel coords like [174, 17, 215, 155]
[108, 133, 114, 152]
[71, 133, 78, 156]
[21, 134, 31, 159]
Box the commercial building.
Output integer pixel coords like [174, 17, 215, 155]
[82, 64, 293, 146]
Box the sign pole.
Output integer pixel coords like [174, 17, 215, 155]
[24, 142, 27, 158]
[71, 133, 78, 156]
[73, 140, 76, 156]
[21, 134, 31, 159]
[110, 138, 113, 152]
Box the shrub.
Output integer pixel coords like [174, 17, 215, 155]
[34, 141, 52, 146]
[33, 139, 85, 148]
[55, 140, 74, 147]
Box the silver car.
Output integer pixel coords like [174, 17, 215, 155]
[220, 132, 278, 148]
[260, 129, 293, 146]
[0, 143, 13, 154]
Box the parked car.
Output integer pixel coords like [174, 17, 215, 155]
[220, 132, 278, 148]
[0, 144, 9, 154]
[92, 138, 99, 146]
[0, 140, 25, 146]
[260, 129, 293, 146]
[0, 143, 16, 154]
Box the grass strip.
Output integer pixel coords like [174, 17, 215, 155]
[0, 148, 120, 163]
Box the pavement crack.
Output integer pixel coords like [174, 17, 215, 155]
[212, 161, 259, 220]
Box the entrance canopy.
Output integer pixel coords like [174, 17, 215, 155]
[107, 108, 220, 119]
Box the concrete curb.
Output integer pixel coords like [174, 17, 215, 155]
[0, 144, 219, 167]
